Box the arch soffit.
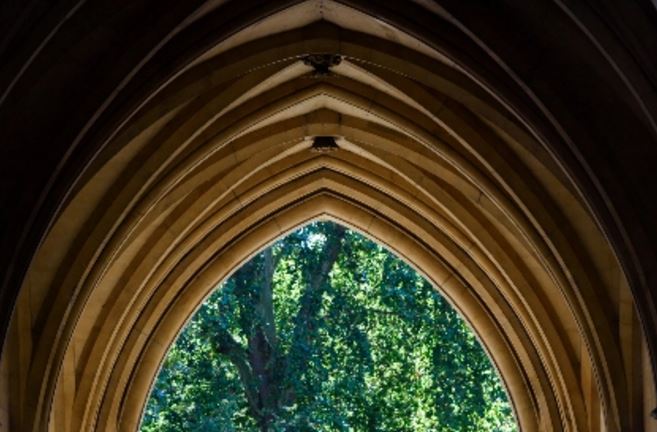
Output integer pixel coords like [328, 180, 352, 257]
[7, 4, 643, 432]
[46, 126, 604, 432]
[103, 179, 550, 431]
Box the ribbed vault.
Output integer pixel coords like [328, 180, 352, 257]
[2, 2, 654, 431]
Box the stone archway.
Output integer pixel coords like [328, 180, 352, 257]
[2, 2, 656, 431]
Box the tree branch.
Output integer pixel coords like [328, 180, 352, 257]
[288, 225, 346, 370]
[258, 247, 277, 349]
[206, 327, 261, 418]
[296, 225, 345, 325]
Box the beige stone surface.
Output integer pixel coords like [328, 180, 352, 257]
[1, 2, 655, 431]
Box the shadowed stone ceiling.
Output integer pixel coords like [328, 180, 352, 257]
[1, 1, 657, 431]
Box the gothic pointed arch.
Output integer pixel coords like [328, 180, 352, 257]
[2, 1, 656, 431]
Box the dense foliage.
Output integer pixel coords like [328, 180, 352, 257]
[141, 222, 516, 431]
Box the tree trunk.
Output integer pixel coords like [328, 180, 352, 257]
[212, 225, 346, 430]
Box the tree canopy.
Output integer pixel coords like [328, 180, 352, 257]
[141, 222, 517, 431]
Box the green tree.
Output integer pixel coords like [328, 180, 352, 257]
[141, 222, 516, 431]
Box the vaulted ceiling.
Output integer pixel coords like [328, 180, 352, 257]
[2, 1, 657, 431]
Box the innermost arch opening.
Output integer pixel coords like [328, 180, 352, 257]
[141, 221, 517, 431]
